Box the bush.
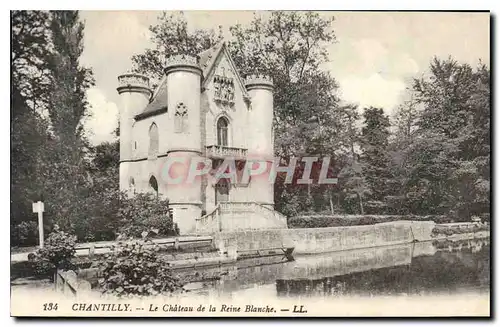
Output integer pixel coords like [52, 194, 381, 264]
[480, 213, 490, 223]
[62, 189, 180, 242]
[97, 232, 182, 297]
[118, 193, 179, 238]
[364, 201, 389, 215]
[11, 221, 39, 247]
[30, 225, 77, 278]
[287, 214, 454, 229]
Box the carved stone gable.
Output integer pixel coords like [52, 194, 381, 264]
[213, 57, 236, 107]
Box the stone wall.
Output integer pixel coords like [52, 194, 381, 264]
[279, 244, 414, 280]
[214, 220, 436, 255]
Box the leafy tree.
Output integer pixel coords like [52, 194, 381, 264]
[132, 11, 223, 85]
[338, 160, 370, 215]
[11, 221, 39, 247]
[359, 107, 393, 206]
[38, 11, 94, 231]
[228, 12, 345, 214]
[11, 10, 52, 113]
[386, 94, 421, 213]
[11, 11, 53, 238]
[70, 140, 120, 241]
[465, 64, 491, 216]
[11, 87, 50, 229]
[11, 11, 96, 243]
[401, 57, 490, 219]
[414, 58, 477, 140]
[392, 91, 420, 145]
[335, 104, 369, 214]
[90, 141, 120, 173]
[403, 131, 459, 214]
[228, 11, 339, 158]
[47, 10, 94, 145]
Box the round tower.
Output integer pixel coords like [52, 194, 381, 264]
[116, 73, 152, 192]
[245, 74, 275, 208]
[164, 53, 203, 234]
[245, 74, 274, 156]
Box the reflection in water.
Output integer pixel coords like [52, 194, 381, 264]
[184, 238, 490, 299]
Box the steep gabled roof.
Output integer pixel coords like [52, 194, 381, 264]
[135, 75, 168, 120]
[198, 41, 225, 77]
[135, 41, 247, 121]
[201, 42, 249, 99]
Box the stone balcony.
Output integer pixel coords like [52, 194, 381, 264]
[205, 145, 248, 159]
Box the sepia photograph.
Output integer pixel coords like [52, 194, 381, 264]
[10, 10, 490, 317]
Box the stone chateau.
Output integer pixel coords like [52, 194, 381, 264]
[117, 42, 287, 234]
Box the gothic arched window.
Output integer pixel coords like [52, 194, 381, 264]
[174, 102, 188, 133]
[217, 117, 229, 147]
[149, 175, 158, 197]
[148, 123, 159, 158]
[129, 177, 136, 195]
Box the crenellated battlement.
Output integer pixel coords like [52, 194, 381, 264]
[117, 73, 151, 95]
[118, 73, 150, 88]
[244, 74, 274, 90]
[165, 53, 201, 74]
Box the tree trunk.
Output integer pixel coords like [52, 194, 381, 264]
[329, 192, 334, 214]
[357, 192, 364, 215]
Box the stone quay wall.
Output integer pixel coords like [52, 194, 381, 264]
[214, 220, 436, 255]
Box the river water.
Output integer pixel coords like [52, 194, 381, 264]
[183, 237, 490, 299]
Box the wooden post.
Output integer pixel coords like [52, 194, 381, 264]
[32, 201, 45, 248]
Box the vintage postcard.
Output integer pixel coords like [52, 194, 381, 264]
[10, 10, 490, 317]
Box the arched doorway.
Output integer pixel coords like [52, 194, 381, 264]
[149, 176, 158, 197]
[215, 178, 230, 204]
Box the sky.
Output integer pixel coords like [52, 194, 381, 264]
[79, 11, 490, 145]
